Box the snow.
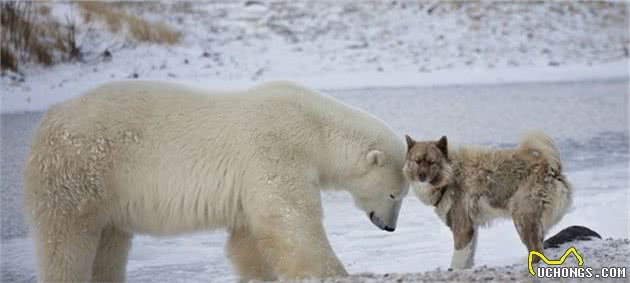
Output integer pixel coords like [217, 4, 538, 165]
[292, 239, 630, 283]
[1, 1, 628, 113]
[2, 61, 627, 114]
[1, 1, 628, 282]
[2, 81, 628, 282]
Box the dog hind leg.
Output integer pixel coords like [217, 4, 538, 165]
[511, 186, 545, 263]
[513, 212, 544, 263]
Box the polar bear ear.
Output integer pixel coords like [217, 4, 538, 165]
[367, 149, 385, 167]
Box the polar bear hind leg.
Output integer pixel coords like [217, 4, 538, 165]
[91, 226, 133, 282]
[32, 216, 101, 282]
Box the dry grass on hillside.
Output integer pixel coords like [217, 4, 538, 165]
[78, 2, 180, 45]
[1, 2, 180, 72]
[1, 2, 64, 71]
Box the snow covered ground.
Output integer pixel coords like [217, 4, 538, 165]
[1, 1, 628, 113]
[2, 80, 628, 282]
[293, 237, 630, 282]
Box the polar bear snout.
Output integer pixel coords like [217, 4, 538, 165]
[368, 203, 399, 232]
[369, 211, 396, 232]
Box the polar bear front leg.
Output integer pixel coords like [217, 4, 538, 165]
[247, 179, 348, 280]
[252, 214, 347, 280]
[227, 228, 276, 282]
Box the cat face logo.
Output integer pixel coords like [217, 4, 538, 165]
[528, 246, 584, 276]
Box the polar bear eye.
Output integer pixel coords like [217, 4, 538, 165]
[389, 194, 396, 200]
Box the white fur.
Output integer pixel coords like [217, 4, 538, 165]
[541, 179, 573, 230]
[450, 232, 477, 270]
[24, 80, 407, 282]
[411, 181, 434, 205]
[411, 181, 452, 224]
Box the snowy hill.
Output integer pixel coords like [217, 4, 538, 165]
[1, 1, 628, 113]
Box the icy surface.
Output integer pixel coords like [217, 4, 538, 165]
[1, 80, 628, 282]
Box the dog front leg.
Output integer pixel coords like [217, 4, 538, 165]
[450, 224, 477, 269]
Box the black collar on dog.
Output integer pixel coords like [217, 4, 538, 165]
[432, 186, 447, 207]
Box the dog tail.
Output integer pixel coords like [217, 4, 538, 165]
[518, 131, 562, 174]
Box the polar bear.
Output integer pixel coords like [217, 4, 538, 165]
[23, 80, 408, 282]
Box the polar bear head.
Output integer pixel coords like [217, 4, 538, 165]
[343, 149, 408, 232]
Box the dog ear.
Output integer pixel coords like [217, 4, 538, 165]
[405, 135, 415, 151]
[436, 136, 448, 157]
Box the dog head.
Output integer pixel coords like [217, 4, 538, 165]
[402, 135, 452, 187]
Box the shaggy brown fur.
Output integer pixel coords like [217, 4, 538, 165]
[403, 132, 573, 269]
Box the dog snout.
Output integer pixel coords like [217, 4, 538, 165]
[418, 173, 427, 182]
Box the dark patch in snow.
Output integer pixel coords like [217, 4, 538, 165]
[544, 225, 602, 249]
